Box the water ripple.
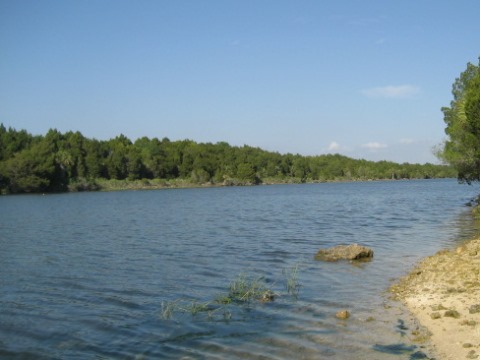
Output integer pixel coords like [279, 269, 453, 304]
[1, 180, 479, 359]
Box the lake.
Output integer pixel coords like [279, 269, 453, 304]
[1, 179, 479, 359]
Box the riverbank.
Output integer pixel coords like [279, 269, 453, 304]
[65, 176, 445, 193]
[70, 177, 293, 192]
[390, 238, 480, 359]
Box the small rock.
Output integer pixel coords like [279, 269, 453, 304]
[464, 343, 474, 348]
[335, 310, 350, 319]
[410, 351, 429, 359]
[467, 350, 478, 359]
[444, 310, 461, 318]
[457, 246, 466, 254]
[410, 328, 431, 343]
[469, 304, 480, 314]
[430, 312, 441, 320]
[259, 290, 275, 302]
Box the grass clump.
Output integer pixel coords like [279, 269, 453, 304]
[283, 263, 301, 299]
[178, 300, 212, 316]
[160, 268, 303, 321]
[222, 273, 272, 304]
[160, 299, 217, 320]
[161, 300, 178, 320]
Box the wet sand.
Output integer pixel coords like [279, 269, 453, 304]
[390, 238, 480, 359]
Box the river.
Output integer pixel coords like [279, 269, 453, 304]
[1, 179, 479, 359]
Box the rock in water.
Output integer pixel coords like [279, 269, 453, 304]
[336, 310, 350, 319]
[315, 244, 374, 262]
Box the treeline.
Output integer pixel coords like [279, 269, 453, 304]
[0, 124, 455, 194]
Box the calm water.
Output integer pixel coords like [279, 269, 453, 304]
[1, 179, 479, 359]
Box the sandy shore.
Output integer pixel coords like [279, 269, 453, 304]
[390, 238, 480, 359]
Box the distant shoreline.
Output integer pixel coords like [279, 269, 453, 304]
[390, 236, 480, 359]
[0, 176, 457, 195]
[0, 125, 456, 195]
[70, 176, 453, 193]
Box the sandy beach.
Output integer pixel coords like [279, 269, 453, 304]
[390, 238, 480, 359]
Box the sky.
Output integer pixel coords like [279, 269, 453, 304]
[1, 1, 479, 164]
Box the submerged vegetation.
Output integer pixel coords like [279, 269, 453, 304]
[283, 264, 301, 299]
[0, 125, 455, 194]
[218, 273, 274, 305]
[160, 299, 223, 321]
[161, 269, 300, 321]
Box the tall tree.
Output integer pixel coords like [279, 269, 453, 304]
[439, 58, 480, 183]
[105, 134, 131, 180]
[0, 124, 34, 161]
[84, 138, 106, 179]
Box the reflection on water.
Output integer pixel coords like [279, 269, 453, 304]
[0, 179, 478, 359]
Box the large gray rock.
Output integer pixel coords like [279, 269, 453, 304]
[315, 244, 374, 262]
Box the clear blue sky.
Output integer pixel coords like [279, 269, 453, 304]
[1, 1, 479, 164]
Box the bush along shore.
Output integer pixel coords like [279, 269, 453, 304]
[390, 236, 480, 360]
[0, 125, 456, 194]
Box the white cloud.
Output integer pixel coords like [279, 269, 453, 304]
[361, 85, 420, 99]
[325, 141, 352, 155]
[361, 142, 388, 150]
[328, 141, 341, 151]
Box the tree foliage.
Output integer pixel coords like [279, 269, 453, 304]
[439, 58, 480, 183]
[0, 125, 455, 194]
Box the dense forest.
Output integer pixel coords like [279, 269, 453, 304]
[0, 124, 455, 194]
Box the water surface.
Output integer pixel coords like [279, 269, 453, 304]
[1, 179, 479, 359]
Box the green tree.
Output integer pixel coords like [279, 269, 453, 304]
[291, 156, 309, 182]
[0, 140, 56, 193]
[105, 134, 131, 179]
[235, 163, 260, 184]
[62, 131, 88, 178]
[126, 146, 146, 180]
[0, 124, 33, 161]
[439, 58, 480, 183]
[84, 139, 106, 178]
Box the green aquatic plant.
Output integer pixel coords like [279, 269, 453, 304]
[160, 299, 214, 319]
[283, 263, 301, 299]
[178, 300, 212, 316]
[160, 300, 178, 320]
[224, 273, 272, 304]
[215, 294, 233, 305]
[160, 272, 277, 321]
